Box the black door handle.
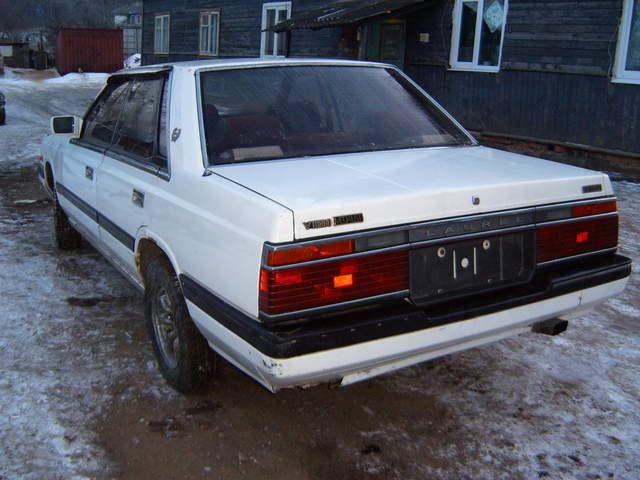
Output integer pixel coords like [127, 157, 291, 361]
[132, 189, 144, 208]
[85, 166, 93, 180]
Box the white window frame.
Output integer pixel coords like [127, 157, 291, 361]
[449, 0, 509, 73]
[614, 0, 640, 84]
[154, 14, 170, 54]
[199, 10, 221, 56]
[260, 2, 292, 58]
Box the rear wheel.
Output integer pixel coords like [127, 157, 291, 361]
[144, 256, 215, 393]
[52, 194, 82, 250]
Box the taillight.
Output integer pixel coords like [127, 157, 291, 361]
[260, 199, 619, 316]
[571, 200, 616, 218]
[267, 239, 354, 266]
[537, 215, 618, 263]
[259, 250, 408, 316]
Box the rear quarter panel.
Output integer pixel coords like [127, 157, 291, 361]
[143, 67, 294, 317]
[148, 172, 293, 317]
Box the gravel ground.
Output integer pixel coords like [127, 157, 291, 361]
[0, 71, 638, 480]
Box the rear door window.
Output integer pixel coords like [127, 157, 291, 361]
[82, 81, 129, 148]
[111, 76, 165, 163]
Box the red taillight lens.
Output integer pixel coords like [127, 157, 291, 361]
[536, 216, 618, 263]
[259, 250, 408, 315]
[575, 231, 589, 243]
[267, 240, 354, 266]
[571, 200, 617, 218]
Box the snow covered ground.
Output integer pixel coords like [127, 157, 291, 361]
[0, 71, 638, 480]
[0, 68, 105, 167]
[0, 70, 135, 479]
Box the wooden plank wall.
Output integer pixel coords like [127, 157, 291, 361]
[503, 1, 622, 75]
[404, 0, 640, 154]
[407, 66, 640, 154]
[407, 0, 624, 75]
[142, 0, 344, 64]
[141, 0, 640, 154]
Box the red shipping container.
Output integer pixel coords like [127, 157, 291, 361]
[56, 28, 123, 75]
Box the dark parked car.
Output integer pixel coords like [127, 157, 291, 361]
[0, 91, 5, 125]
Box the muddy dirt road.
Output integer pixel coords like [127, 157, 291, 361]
[0, 73, 638, 480]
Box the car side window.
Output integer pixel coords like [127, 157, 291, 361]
[83, 81, 130, 148]
[111, 76, 164, 162]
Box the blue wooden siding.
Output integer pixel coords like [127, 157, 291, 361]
[402, 0, 640, 154]
[142, 0, 344, 64]
[142, 0, 640, 155]
[406, 66, 640, 154]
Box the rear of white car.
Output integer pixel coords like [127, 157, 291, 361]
[184, 181, 628, 391]
[181, 61, 630, 391]
[40, 59, 631, 393]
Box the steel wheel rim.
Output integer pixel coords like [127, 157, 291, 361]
[152, 288, 179, 369]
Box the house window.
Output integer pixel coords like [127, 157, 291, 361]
[154, 14, 170, 54]
[450, 0, 508, 72]
[200, 11, 220, 56]
[0, 46, 13, 57]
[261, 2, 291, 57]
[614, 0, 640, 84]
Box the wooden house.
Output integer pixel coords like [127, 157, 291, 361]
[141, 0, 640, 157]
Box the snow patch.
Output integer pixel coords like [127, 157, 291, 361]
[124, 53, 141, 69]
[0, 77, 101, 167]
[45, 73, 108, 85]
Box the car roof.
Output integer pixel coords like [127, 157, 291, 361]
[115, 57, 391, 76]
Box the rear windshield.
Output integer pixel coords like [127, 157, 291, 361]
[199, 65, 472, 164]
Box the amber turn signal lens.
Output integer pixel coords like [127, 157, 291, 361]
[267, 240, 354, 266]
[333, 273, 353, 288]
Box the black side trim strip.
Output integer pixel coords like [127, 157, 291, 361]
[56, 181, 98, 222]
[179, 254, 631, 359]
[55, 181, 135, 251]
[98, 214, 135, 251]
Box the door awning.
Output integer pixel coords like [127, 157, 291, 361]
[269, 0, 426, 32]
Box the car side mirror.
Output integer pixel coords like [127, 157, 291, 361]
[51, 115, 83, 136]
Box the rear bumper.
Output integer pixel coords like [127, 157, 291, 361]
[184, 254, 631, 391]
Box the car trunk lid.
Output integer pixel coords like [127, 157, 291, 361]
[213, 146, 610, 240]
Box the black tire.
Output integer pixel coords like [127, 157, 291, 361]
[52, 194, 83, 250]
[144, 256, 215, 393]
[0, 108, 5, 125]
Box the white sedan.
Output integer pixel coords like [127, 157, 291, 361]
[38, 58, 631, 393]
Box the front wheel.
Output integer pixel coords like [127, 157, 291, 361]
[144, 256, 215, 393]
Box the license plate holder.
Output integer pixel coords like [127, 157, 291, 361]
[410, 231, 535, 304]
